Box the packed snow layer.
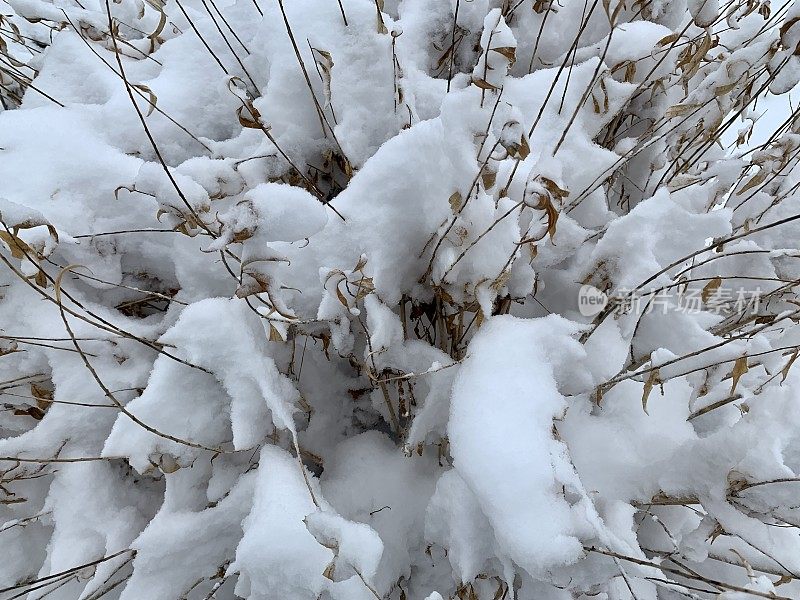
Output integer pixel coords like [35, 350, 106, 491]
[2, 0, 800, 599]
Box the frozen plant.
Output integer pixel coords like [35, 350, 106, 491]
[2, 0, 800, 599]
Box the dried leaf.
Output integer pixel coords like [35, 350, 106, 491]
[737, 170, 768, 195]
[13, 405, 45, 420]
[701, 276, 722, 302]
[132, 83, 157, 116]
[472, 78, 499, 91]
[54, 264, 92, 304]
[593, 386, 603, 406]
[730, 356, 749, 394]
[448, 191, 462, 213]
[374, 0, 388, 33]
[144, 0, 166, 52]
[624, 61, 636, 82]
[657, 32, 681, 46]
[268, 324, 284, 342]
[30, 383, 53, 409]
[540, 177, 569, 199]
[642, 367, 660, 414]
[517, 135, 531, 160]
[781, 349, 799, 383]
[236, 105, 262, 129]
[0, 340, 19, 356]
[682, 32, 712, 80]
[603, 0, 625, 24]
[114, 185, 136, 200]
[532, 0, 550, 13]
[665, 103, 701, 118]
[0, 230, 31, 259]
[714, 81, 738, 96]
[312, 48, 334, 109]
[490, 46, 516, 63]
[541, 197, 558, 240]
[492, 581, 508, 600]
[335, 283, 348, 308]
[780, 16, 800, 42]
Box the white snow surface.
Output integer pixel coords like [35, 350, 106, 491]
[2, 0, 800, 599]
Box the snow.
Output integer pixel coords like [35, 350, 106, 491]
[3, 0, 800, 599]
[424, 468, 497, 584]
[233, 446, 330, 600]
[321, 431, 439, 594]
[448, 315, 589, 578]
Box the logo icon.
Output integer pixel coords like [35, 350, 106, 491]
[578, 285, 608, 317]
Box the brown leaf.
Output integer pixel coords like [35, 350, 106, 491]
[683, 32, 712, 79]
[544, 199, 558, 240]
[13, 405, 45, 420]
[30, 383, 53, 409]
[665, 103, 701, 118]
[374, 0, 388, 33]
[335, 283, 349, 308]
[490, 46, 516, 63]
[0, 230, 30, 259]
[780, 17, 800, 42]
[593, 387, 603, 406]
[603, 0, 625, 24]
[492, 581, 508, 600]
[781, 349, 799, 383]
[657, 33, 681, 46]
[730, 356, 749, 394]
[313, 48, 334, 108]
[714, 81, 738, 96]
[449, 192, 462, 213]
[132, 83, 157, 116]
[642, 368, 660, 414]
[737, 170, 768, 195]
[540, 177, 569, 199]
[517, 135, 531, 160]
[236, 105, 262, 129]
[145, 0, 167, 51]
[624, 61, 636, 83]
[54, 264, 92, 304]
[701, 276, 722, 302]
[472, 78, 499, 91]
[354, 255, 368, 272]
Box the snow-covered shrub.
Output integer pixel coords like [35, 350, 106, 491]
[2, 0, 800, 598]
